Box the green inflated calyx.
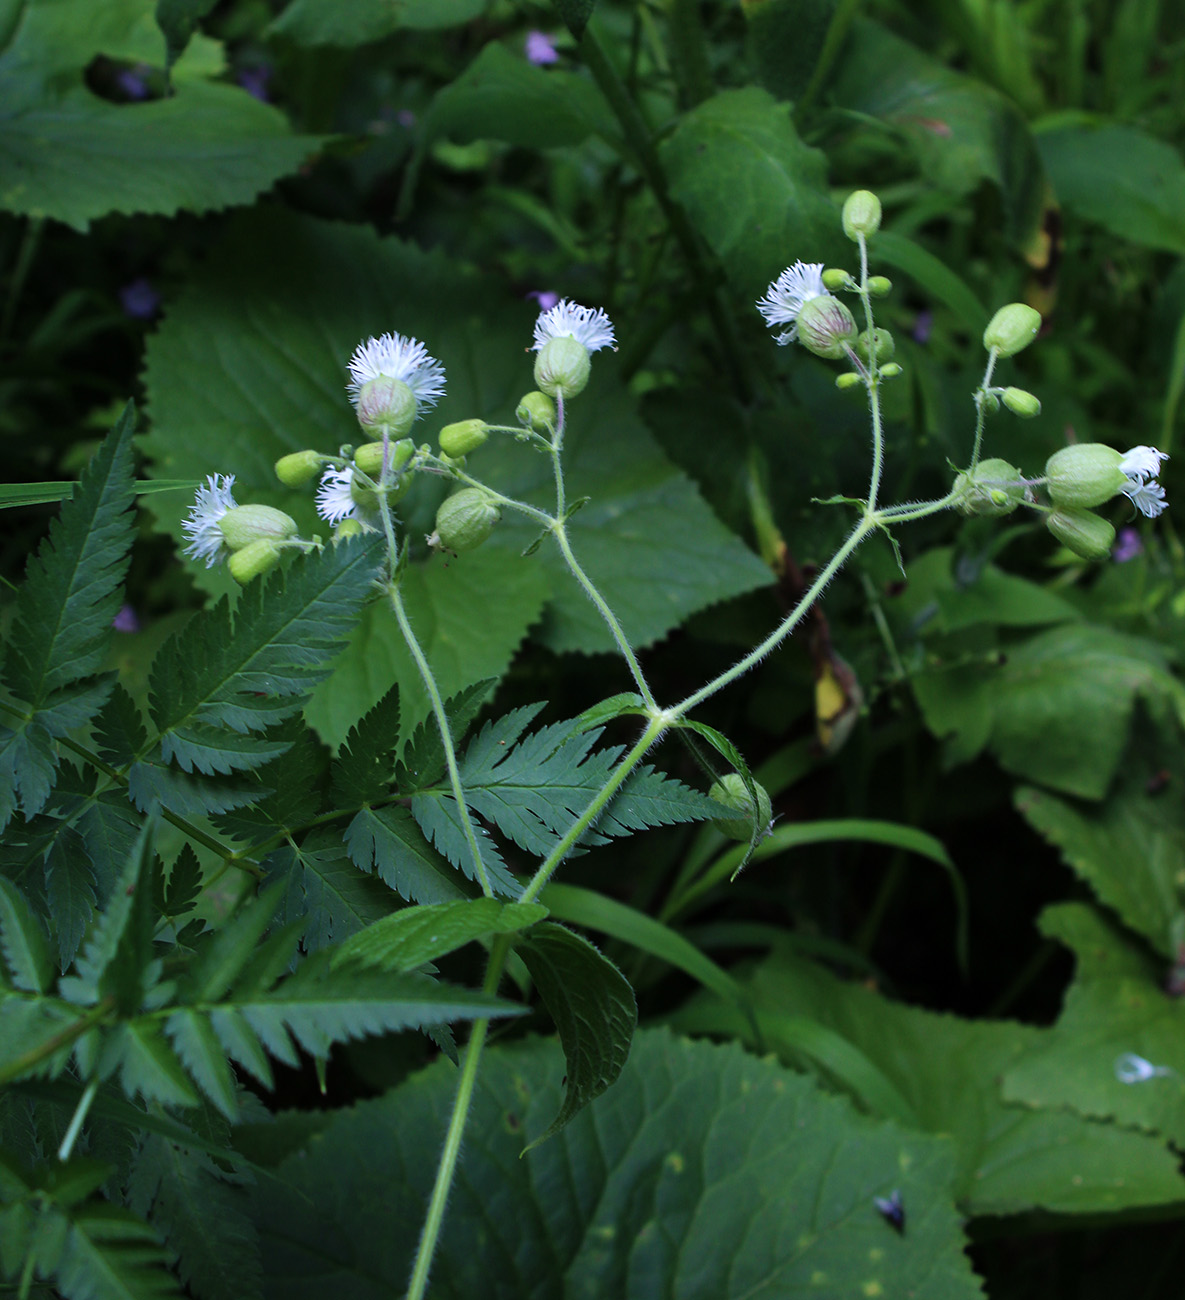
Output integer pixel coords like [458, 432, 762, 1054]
[227, 537, 283, 584]
[534, 336, 591, 399]
[795, 295, 858, 360]
[356, 376, 417, 436]
[708, 773, 772, 842]
[952, 458, 1026, 517]
[842, 189, 882, 240]
[857, 328, 894, 364]
[433, 488, 500, 552]
[217, 504, 298, 552]
[439, 419, 489, 458]
[1047, 507, 1115, 560]
[1044, 444, 1127, 509]
[354, 438, 414, 478]
[516, 390, 557, 433]
[983, 303, 1042, 357]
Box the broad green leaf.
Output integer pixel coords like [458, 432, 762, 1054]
[518, 921, 636, 1144]
[829, 20, 1045, 244]
[1, 405, 136, 828]
[268, 0, 484, 44]
[426, 41, 612, 148]
[670, 950, 1185, 1216]
[743, 0, 839, 101]
[343, 805, 468, 905]
[912, 623, 1185, 799]
[1004, 904, 1185, 1147]
[0, 0, 325, 229]
[659, 86, 841, 301]
[872, 233, 989, 335]
[0, 878, 54, 993]
[154, 0, 219, 71]
[332, 898, 547, 973]
[1038, 124, 1185, 254]
[252, 1030, 983, 1298]
[1016, 728, 1185, 958]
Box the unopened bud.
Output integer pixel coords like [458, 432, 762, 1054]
[354, 438, 414, 478]
[516, 391, 557, 432]
[218, 504, 298, 552]
[1047, 508, 1115, 560]
[822, 268, 855, 292]
[433, 488, 500, 552]
[1045, 444, 1126, 509]
[866, 276, 892, 297]
[836, 372, 864, 391]
[274, 450, 323, 488]
[356, 376, 417, 436]
[952, 458, 1025, 517]
[858, 328, 895, 364]
[333, 519, 364, 544]
[842, 190, 882, 240]
[879, 362, 903, 378]
[983, 303, 1041, 357]
[439, 419, 489, 458]
[708, 773, 772, 841]
[1002, 387, 1041, 418]
[795, 295, 859, 359]
[227, 537, 282, 584]
[534, 336, 591, 399]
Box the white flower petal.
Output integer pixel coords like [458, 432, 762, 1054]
[1120, 445, 1169, 480]
[315, 467, 359, 525]
[756, 261, 827, 334]
[347, 333, 446, 409]
[1124, 478, 1168, 518]
[181, 473, 237, 567]
[531, 299, 616, 353]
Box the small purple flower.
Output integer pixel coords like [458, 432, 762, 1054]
[912, 310, 933, 344]
[236, 65, 271, 102]
[525, 31, 559, 65]
[120, 278, 161, 321]
[112, 604, 139, 633]
[115, 66, 150, 100]
[396, 109, 416, 129]
[527, 290, 560, 312]
[1112, 527, 1143, 563]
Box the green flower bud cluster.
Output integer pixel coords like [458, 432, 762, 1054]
[516, 391, 557, 433]
[951, 458, 1027, 518]
[708, 774, 773, 841]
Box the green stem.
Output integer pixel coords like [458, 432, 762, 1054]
[405, 932, 511, 1300]
[969, 350, 999, 470]
[0, 1000, 115, 1086]
[388, 582, 493, 897]
[2, 216, 44, 341]
[673, 515, 877, 717]
[57, 1078, 98, 1162]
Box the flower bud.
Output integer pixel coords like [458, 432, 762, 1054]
[333, 519, 364, 544]
[439, 419, 489, 458]
[879, 362, 903, 378]
[516, 391, 557, 432]
[1002, 387, 1041, 418]
[534, 336, 591, 399]
[356, 376, 418, 436]
[842, 190, 882, 240]
[822, 268, 855, 292]
[708, 773, 772, 841]
[983, 303, 1041, 357]
[227, 537, 282, 585]
[433, 489, 501, 552]
[795, 295, 859, 359]
[1047, 508, 1116, 560]
[866, 276, 892, 297]
[858, 328, 895, 364]
[1045, 444, 1126, 509]
[274, 450, 323, 488]
[217, 504, 298, 552]
[952, 458, 1025, 517]
[354, 438, 414, 478]
[836, 372, 864, 391]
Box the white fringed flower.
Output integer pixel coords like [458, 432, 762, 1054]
[757, 261, 829, 345]
[1120, 446, 1169, 517]
[182, 474, 237, 567]
[346, 333, 446, 410]
[315, 466, 361, 525]
[531, 299, 616, 354]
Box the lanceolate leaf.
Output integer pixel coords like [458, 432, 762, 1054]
[518, 922, 637, 1145]
[343, 805, 468, 905]
[0, 878, 54, 994]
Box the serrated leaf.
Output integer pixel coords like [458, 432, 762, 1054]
[330, 685, 402, 806]
[333, 898, 548, 973]
[55, 1201, 181, 1300]
[216, 725, 328, 841]
[44, 826, 98, 972]
[343, 805, 467, 905]
[161, 845, 202, 920]
[410, 793, 518, 897]
[393, 679, 494, 792]
[165, 1009, 239, 1119]
[78, 795, 145, 903]
[518, 922, 636, 1145]
[253, 1030, 984, 1298]
[0, 878, 54, 993]
[0, 0, 325, 230]
[266, 832, 395, 952]
[126, 760, 261, 819]
[108, 1022, 201, 1110]
[183, 884, 286, 1005]
[93, 685, 150, 771]
[570, 692, 646, 733]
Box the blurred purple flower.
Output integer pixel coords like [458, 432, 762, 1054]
[236, 65, 271, 102]
[525, 31, 559, 65]
[115, 67, 150, 100]
[1112, 527, 1143, 563]
[527, 290, 560, 312]
[120, 278, 161, 321]
[112, 604, 140, 633]
[396, 109, 416, 129]
[912, 310, 933, 345]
